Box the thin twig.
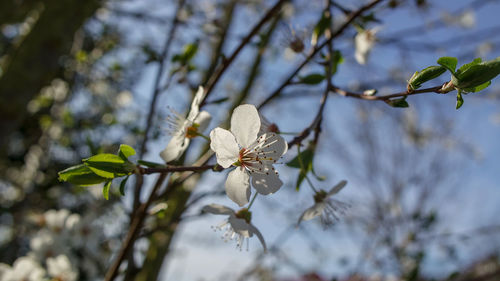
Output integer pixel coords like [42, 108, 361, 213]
[200, 0, 288, 106]
[258, 0, 385, 109]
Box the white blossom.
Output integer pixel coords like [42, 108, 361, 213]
[0, 256, 46, 281]
[298, 180, 349, 228]
[203, 204, 266, 251]
[47, 255, 78, 281]
[160, 86, 212, 162]
[354, 27, 380, 65]
[210, 104, 287, 206]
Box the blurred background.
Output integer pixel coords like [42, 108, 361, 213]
[1, 0, 500, 280]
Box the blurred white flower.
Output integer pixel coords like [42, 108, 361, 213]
[203, 204, 266, 251]
[1, 256, 46, 281]
[298, 180, 349, 228]
[210, 104, 287, 206]
[442, 10, 476, 29]
[354, 27, 380, 65]
[160, 86, 212, 162]
[42, 209, 71, 234]
[47, 255, 78, 281]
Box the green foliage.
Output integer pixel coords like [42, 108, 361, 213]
[311, 10, 331, 46]
[330, 50, 343, 76]
[84, 153, 132, 178]
[456, 91, 464, 110]
[58, 164, 108, 186]
[452, 57, 500, 90]
[118, 144, 136, 160]
[286, 143, 324, 190]
[408, 65, 446, 90]
[58, 144, 137, 199]
[386, 97, 409, 108]
[119, 176, 129, 196]
[437, 57, 457, 74]
[103, 181, 112, 200]
[172, 42, 198, 65]
[299, 73, 325, 85]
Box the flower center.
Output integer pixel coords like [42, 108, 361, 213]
[235, 208, 252, 224]
[238, 148, 258, 169]
[313, 190, 328, 203]
[185, 125, 199, 138]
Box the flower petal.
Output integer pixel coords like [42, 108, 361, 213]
[327, 180, 347, 197]
[297, 203, 325, 224]
[210, 128, 239, 168]
[187, 86, 205, 121]
[255, 133, 287, 162]
[225, 168, 251, 207]
[231, 104, 260, 148]
[160, 134, 189, 162]
[251, 165, 282, 195]
[202, 204, 235, 215]
[248, 223, 267, 251]
[194, 110, 211, 132]
[228, 216, 251, 238]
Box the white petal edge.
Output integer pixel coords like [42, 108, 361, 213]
[251, 165, 282, 195]
[225, 168, 251, 207]
[202, 204, 234, 215]
[297, 203, 325, 225]
[256, 133, 288, 161]
[209, 128, 239, 168]
[231, 104, 260, 148]
[248, 223, 267, 252]
[327, 180, 347, 197]
[194, 110, 211, 132]
[187, 86, 205, 121]
[160, 134, 189, 162]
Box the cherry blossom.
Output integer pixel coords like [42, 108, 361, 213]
[298, 180, 349, 228]
[210, 104, 287, 206]
[354, 27, 380, 65]
[160, 86, 212, 162]
[0, 257, 46, 281]
[203, 204, 266, 251]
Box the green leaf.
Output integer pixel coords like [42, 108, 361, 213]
[138, 160, 165, 168]
[330, 50, 343, 76]
[453, 57, 500, 89]
[58, 164, 108, 186]
[172, 42, 198, 64]
[408, 65, 446, 90]
[299, 73, 325, 85]
[118, 144, 136, 160]
[311, 11, 331, 46]
[287, 147, 314, 169]
[287, 144, 316, 191]
[437, 57, 457, 74]
[119, 176, 129, 196]
[103, 181, 111, 200]
[456, 91, 464, 109]
[455, 58, 482, 77]
[83, 154, 130, 179]
[463, 80, 491, 93]
[386, 97, 409, 108]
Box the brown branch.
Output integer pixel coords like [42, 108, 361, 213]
[330, 84, 445, 101]
[200, 0, 288, 106]
[139, 164, 223, 175]
[104, 173, 167, 281]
